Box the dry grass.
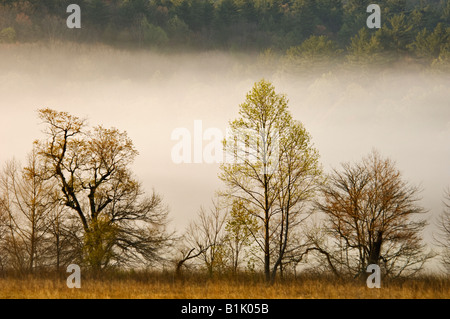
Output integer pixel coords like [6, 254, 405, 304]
[0, 271, 448, 299]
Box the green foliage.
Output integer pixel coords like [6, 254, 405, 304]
[167, 15, 191, 43]
[220, 79, 322, 282]
[0, 0, 448, 61]
[410, 23, 450, 59]
[83, 216, 119, 270]
[286, 35, 341, 59]
[224, 200, 259, 247]
[287, 0, 317, 39]
[85, 0, 111, 28]
[283, 35, 342, 72]
[315, 0, 344, 33]
[443, 0, 450, 23]
[215, 0, 239, 27]
[339, 0, 371, 41]
[0, 27, 16, 43]
[379, 13, 414, 52]
[347, 28, 384, 63]
[140, 17, 169, 46]
[219, 198, 260, 273]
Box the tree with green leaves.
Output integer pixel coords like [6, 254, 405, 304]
[223, 199, 259, 273]
[0, 26, 15, 43]
[139, 17, 169, 47]
[219, 79, 322, 283]
[315, 0, 344, 33]
[410, 23, 450, 59]
[347, 28, 384, 64]
[215, 0, 239, 27]
[269, 119, 322, 281]
[339, 0, 372, 41]
[283, 35, 342, 73]
[376, 13, 413, 54]
[288, 0, 317, 39]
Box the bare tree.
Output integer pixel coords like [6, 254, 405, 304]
[0, 193, 9, 271]
[314, 150, 432, 278]
[46, 205, 83, 271]
[102, 181, 173, 268]
[0, 150, 56, 272]
[176, 198, 258, 276]
[182, 198, 228, 276]
[435, 187, 450, 274]
[175, 245, 208, 277]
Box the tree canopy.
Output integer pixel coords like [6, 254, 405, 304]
[0, 0, 448, 57]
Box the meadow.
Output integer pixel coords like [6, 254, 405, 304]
[0, 271, 448, 299]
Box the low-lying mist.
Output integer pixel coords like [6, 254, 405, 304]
[1, 43, 449, 268]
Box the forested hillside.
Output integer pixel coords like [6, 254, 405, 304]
[1, 0, 449, 61]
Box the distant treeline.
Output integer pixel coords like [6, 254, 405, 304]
[0, 1, 449, 62]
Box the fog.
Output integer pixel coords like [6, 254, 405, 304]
[1, 43, 449, 270]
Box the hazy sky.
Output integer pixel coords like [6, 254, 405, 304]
[1, 44, 449, 270]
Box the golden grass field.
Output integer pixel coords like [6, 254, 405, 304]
[0, 272, 448, 299]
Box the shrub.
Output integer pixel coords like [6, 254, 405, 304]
[0, 27, 16, 43]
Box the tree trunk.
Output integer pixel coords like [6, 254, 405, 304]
[364, 231, 383, 282]
[264, 171, 270, 283]
[264, 214, 270, 283]
[368, 231, 383, 266]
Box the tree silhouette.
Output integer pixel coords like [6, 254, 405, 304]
[35, 108, 172, 269]
[314, 150, 432, 278]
